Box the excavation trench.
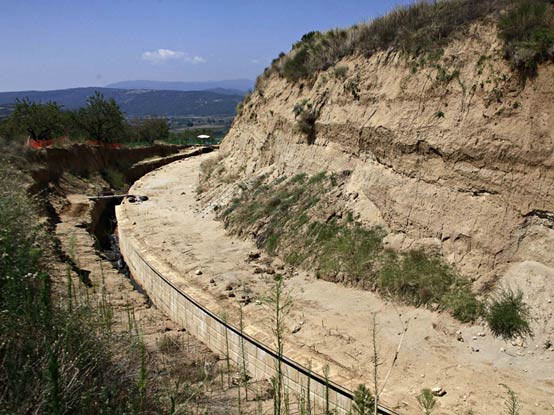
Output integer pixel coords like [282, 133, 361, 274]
[114, 153, 554, 415]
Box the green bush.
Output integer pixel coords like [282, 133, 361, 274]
[486, 288, 532, 339]
[101, 167, 126, 190]
[378, 250, 458, 307]
[499, 0, 554, 79]
[442, 284, 484, 323]
[334, 65, 348, 79]
[352, 384, 375, 414]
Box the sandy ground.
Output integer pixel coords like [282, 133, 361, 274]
[120, 153, 554, 414]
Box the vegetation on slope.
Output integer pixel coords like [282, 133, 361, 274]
[214, 169, 482, 324]
[0, 163, 146, 414]
[260, 0, 554, 84]
[202, 166, 532, 337]
[0, 158, 234, 414]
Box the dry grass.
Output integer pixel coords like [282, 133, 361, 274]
[260, 0, 554, 84]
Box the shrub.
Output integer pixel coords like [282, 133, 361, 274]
[199, 155, 222, 182]
[442, 284, 484, 323]
[292, 100, 319, 140]
[417, 388, 437, 415]
[499, 0, 554, 79]
[352, 384, 375, 414]
[334, 65, 348, 79]
[101, 167, 126, 190]
[378, 250, 457, 307]
[486, 288, 532, 339]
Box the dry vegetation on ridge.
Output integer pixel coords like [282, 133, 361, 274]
[254, 0, 554, 87]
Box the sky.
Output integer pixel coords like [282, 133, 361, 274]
[0, 0, 413, 92]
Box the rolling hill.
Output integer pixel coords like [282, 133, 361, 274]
[0, 87, 242, 117]
[105, 79, 254, 93]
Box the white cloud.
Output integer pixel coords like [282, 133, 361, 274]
[186, 55, 206, 64]
[250, 58, 261, 64]
[142, 49, 206, 64]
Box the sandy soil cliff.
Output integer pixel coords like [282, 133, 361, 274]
[219, 24, 554, 315]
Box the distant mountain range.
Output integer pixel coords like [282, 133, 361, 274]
[0, 87, 243, 118]
[105, 79, 254, 94]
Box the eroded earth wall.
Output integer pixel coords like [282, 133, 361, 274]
[220, 24, 554, 289]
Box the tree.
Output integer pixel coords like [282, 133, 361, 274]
[12, 98, 65, 141]
[77, 92, 125, 143]
[136, 117, 169, 144]
[0, 116, 24, 141]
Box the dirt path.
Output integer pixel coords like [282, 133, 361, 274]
[121, 153, 554, 414]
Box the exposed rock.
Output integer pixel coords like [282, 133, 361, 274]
[195, 269, 203, 276]
[247, 251, 261, 261]
[431, 387, 446, 397]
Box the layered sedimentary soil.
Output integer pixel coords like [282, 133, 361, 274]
[217, 23, 554, 335]
[188, 22, 554, 414]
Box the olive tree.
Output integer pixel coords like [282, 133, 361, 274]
[77, 92, 125, 143]
[136, 117, 169, 144]
[12, 98, 65, 141]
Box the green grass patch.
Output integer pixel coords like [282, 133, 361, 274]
[377, 250, 483, 322]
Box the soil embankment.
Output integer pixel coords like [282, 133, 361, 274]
[220, 24, 554, 295]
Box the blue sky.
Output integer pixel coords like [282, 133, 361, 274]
[0, 0, 413, 91]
